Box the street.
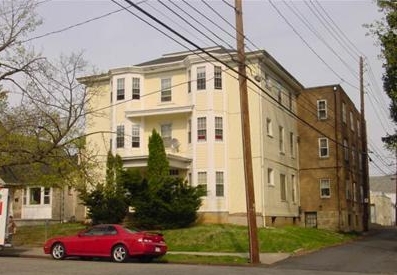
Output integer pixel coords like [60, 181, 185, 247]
[0, 227, 395, 275]
[274, 227, 397, 274]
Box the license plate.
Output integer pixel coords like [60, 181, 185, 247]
[155, 247, 161, 252]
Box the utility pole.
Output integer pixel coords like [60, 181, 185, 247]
[235, 0, 260, 264]
[360, 56, 369, 231]
[394, 148, 397, 226]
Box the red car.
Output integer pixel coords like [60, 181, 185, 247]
[43, 224, 167, 263]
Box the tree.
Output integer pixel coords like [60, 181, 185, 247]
[0, 0, 105, 187]
[0, 52, 102, 187]
[367, 1, 397, 149]
[147, 129, 169, 183]
[124, 130, 205, 229]
[80, 152, 128, 224]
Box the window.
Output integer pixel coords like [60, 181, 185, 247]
[280, 174, 287, 201]
[267, 168, 274, 186]
[317, 100, 327, 120]
[288, 92, 292, 110]
[353, 182, 357, 202]
[215, 117, 223, 141]
[30, 187, 41, 205]
[132, 77, 140, 99]
[319, 138, 329, 157]
[276, 82, 282, 104]
[291, 175, 297, 203]
[214, 66, 222, 89]
[170, 169, 179, 176]
[290, 132, 295, 158]
[278, 89, 282, 105]
[25, 187, 52, 205]
[131, 125, 140, 148]
[357, 119, 361, 137]
[350, 112, 354, 131]
[197, 66, 206, 90]
[117, 78, 125, 100]
[216, 171, 224, 197]
[44, 188, 50, 204]
[320, 179, 331, 198]
[343, 139, 349, 161]
[188, 119, 191, 144]
[279, 126, 285, 153]
[342, 102, 346, 123]
[266, 118, 273, 137]
[197, 117, 207, 141]
[161, 78, 172, 102]
[188, 70, 191, 93]
[116, 125, 124, 148]
[351, 145, 355, 166]
[161, 123, 172, 148]
[198, 172, 207, 196]
[346, 180, 351, 200]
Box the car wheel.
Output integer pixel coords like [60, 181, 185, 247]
[112, 244, 128, 263]
[51, 243, 66, 260]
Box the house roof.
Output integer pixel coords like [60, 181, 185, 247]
[135, 46, 236, 67]
[370, 175, 396, 193]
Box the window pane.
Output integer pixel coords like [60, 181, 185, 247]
[267, 168, 274, 185]
[44, 188, 50, 204]
[117, 125, 124, 148]
[280, 174, 286, 201]
[132, 125, 140, 148]
[320, 179, 331, 198]
[30, 187, 41, 205]
[197, 66, 206, 90]
[279, 126, 284, 152]
[161, 78, 172, 102]
[198, 172, 207, 196]
[215, 117, 223, 141]
[318, 100, 327, 119]
[132, 77, 140, 99]
[161, 124, 172, 147]
[216, 171, 224, 197]
[214, 66, 222, 89]
[197, 117, 207, 141]
[319, 138, 328, 157]
[117, 78, 125, 100]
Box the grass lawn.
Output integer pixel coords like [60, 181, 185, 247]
[12, 223, 357, 264]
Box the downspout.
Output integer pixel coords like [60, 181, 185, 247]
[334, 86, 342, 230]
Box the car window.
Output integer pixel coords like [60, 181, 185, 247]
[83, 226, 106, 236]
[105, 226, 117, 235]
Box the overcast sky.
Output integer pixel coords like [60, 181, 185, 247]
[26, 0, 395, 177]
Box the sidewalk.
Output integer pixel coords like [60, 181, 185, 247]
[0, 246, 291, 265]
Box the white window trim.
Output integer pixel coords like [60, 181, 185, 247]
[318, 137, 329, 158]
[320, 179, 331, 198]
[317, 99, 327, 120]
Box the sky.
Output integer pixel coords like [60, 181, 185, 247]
[24, 0, 395, 177]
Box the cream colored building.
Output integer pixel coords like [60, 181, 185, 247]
[79, 47, 303, 227]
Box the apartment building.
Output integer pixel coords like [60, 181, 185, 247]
[298, 85, 368, 232]
[79, 46, 303, 227]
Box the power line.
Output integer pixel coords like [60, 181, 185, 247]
[268, 0, 359, 90]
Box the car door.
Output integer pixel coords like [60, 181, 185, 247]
[93, 225, 119, 256]
[75, 226, 104, 255]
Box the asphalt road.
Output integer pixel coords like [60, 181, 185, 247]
[0, 227, 395, 275]
[273, 227, 397, 274]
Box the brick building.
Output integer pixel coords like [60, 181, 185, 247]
[297, 85, 368, 231]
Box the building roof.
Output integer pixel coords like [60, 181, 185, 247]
[370, 175, 396, 193]
[135, 46, 236, 66]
